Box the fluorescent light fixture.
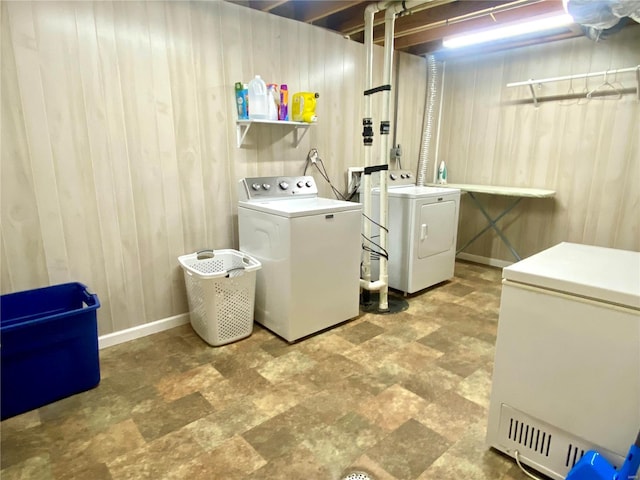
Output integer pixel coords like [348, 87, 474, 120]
[443, 13, 574, 49]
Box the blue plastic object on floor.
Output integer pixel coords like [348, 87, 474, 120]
[0, 282, 101, 420]
[565, 430, 640, 480]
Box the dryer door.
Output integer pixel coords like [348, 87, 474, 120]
[417, 200, 456, 259]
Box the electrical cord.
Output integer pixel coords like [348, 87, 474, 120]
[317, 158, 348, 200]
[361, 247, 386, 262]
[362, 212, 389, 233]
[303, 148, 391, 261]
[362, 234, 382, 260]
[514, 450, 545, 480]
[346, 180, 360, 201]
[361, 233, 388, 260]
[303, 148, 318, 175]
[304, 148, 348, 200]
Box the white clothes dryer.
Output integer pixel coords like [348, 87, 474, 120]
[367, 170, 461, 294]
[238, 176, 362, 342]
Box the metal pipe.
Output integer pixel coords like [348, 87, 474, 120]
[433, 60, 446, 184]
[346, 0, 545, 40]
[506, 65, 640, 87]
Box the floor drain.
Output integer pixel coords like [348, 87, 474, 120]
[341, 472, 374, 480]
[360, 291, 409, 315]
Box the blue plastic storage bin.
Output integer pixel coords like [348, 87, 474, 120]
[1, 282, 101, 420]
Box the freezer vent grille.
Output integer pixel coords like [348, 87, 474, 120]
[494, 404, 625, 479]
[565, 444, 586, 469]
[507, 417, 552, 457]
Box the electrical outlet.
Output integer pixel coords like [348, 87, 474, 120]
[391, 144, 402, 161]
[347, 167, 364, 194]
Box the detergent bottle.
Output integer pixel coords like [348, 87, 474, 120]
[279, 84, 289, 121]
[248, 75, 268, 119]
[234, 82, 248, 119]
[438, 161, 448, 184]
[266, 84, 279, 121]
[292, 92, 319, 123]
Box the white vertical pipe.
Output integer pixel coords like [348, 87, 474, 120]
[361, 0, 434, 311]
[361, 3, 379, 288]
[377, 6, 398, 311]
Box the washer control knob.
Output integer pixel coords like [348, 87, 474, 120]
[279, 181, 289, 190]
[400, 174, 407, 179]
[297, 180, 305, 188]
[251, 183, 261, 191]
[390, 173, 397, 181]
[306, 180, 313, 188]
[406, 172, 412, 178]
[262, 183, 271, 190]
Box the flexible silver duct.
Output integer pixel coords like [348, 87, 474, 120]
[416, 55, 438, 187]
[564, 0, 640, 41]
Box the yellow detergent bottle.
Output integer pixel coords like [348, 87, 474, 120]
[292, 92, 319, 123]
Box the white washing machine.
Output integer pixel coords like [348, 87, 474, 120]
[238, 176, 362, 342]
[367, 170, 461, 294]
[486, 242, 640, 479]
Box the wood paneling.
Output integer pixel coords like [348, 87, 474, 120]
[1, 1, 427, 335]
[437, 27, 640, 262]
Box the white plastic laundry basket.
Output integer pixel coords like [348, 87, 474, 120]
[178, 249, 261, 346]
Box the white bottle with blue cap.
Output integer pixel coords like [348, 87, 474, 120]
[438, 161, 447, 184]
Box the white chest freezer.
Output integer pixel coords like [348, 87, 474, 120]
[486, 242, 640, 480]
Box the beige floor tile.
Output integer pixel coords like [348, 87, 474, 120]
[256, 350, 317, 382]
[154, 363, 225, 402]
[455, 367, 493, 409]
[357, 384, 432, 431]
[412, 391, 487, 443]
[0, 455, 53, 480]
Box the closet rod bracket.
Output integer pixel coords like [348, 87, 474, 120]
[527, 80, 539, 107]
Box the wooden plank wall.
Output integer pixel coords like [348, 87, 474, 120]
[1, 1, 427, 335]
[437, 26, 640, 263]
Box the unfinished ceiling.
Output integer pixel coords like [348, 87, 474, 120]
[224, 0, 592, 56]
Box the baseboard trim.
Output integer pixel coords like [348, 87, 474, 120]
[456, 252, 513, 269]
[98, 254, 508, 349]
[98, 313, 190, 350]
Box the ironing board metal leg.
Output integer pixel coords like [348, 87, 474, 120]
[456, 192, 523, 261]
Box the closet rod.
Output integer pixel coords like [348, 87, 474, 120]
[506, 65, 640, 87]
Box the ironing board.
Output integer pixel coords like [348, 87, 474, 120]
[428, 183, 556, 261]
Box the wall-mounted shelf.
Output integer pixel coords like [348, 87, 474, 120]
[236, 119, 314, 148]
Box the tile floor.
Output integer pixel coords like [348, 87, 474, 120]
[1, 261, 541, 480]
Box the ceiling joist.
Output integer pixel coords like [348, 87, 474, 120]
[224, 0, 626, 55]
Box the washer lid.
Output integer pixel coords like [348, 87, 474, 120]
[372, 185, 460, 198]
[238, 197, 362, 218]
[503, 242, 640, 309]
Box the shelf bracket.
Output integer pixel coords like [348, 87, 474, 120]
[293, 125, 310, 148]
[236, 122, 252, 148]
[528, 80, 539, 108]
